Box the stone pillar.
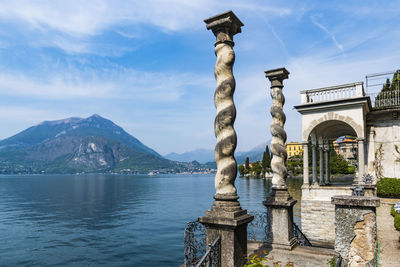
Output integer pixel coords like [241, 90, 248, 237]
[263, 67, 297, 250]
[331, 196, 380, 267]
[198, 11, 253, 267]
[312, 144, 317, 185]
[302, 142, 309, 186]
[324, 144, 330, 185]
[356, 138, 365, 184]
[319, 144, 324, 185]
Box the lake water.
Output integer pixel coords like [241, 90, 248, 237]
[0, 174, 302, 266]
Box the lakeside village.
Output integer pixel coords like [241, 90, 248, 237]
[238, 139, 356, 179]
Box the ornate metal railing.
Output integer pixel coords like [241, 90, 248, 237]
[248, 210, 268, 242]
[184, 221, 206, 267]
[248, 210, 312, 247]
[293, 221, 312, 247]
[195, 236, 221, 267]
[368, 90, 400, 109]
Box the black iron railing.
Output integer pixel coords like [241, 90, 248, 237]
[293, 222, 312, 247]
[195, 236, 221, 267]
[249, 210, 312, 247]
[184, 221, 206, 267]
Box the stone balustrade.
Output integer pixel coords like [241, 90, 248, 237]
[300, 82, 364, 104]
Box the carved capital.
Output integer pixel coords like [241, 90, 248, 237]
[265, 67, 290, 87]
[204, 10, 243, 46]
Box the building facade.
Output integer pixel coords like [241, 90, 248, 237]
[286, 142, 303, 158]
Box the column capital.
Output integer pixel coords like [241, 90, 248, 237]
[265, 67, 290, 83]
[301, 141, 309, 146]
[356, 138, 365, 143]
[204, 11, 243, 46]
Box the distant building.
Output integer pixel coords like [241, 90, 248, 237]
[333, 138, 357, 165]
[286, 142, 303, 158]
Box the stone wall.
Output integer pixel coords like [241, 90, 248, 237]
[367, 109, 400, 178]
[332, 196, 380, 267]
[301, 186, 352, 247]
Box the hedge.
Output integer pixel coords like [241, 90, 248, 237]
[391, 205, 400, 231]
[377, 178, 400, 198]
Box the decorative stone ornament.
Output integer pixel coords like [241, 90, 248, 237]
[199, 11, 253, 267]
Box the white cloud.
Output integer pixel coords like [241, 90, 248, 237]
[311, 16, 344, 52]
[0, 67, 212, 101]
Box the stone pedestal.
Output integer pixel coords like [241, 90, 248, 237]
[198, 194, 253, 267]
[332, 196, 380, 267]
[263, 189, 297, 250]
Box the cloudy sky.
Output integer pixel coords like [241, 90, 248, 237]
[0, 1, 399, 154]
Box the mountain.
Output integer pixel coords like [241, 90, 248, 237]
[235, 143, 268, 165]
[164, 149, 214, 164]
[165, 140, 271, 165]
[0, 114, 180, 174]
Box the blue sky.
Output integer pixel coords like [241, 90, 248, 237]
[0, 1, 399, 154]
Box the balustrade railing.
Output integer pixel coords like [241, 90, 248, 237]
[300, 82, 364, 104]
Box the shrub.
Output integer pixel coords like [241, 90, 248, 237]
[377, 178, 400, 198]
[391, 205, 400, 232]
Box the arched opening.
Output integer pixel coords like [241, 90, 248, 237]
[302, 120, 364, 186]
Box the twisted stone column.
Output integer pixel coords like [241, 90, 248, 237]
[265, 68, 289, 190]
[199, 11, 253, 267]
[263, 68, 296, 250]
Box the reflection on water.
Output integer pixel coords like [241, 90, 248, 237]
[0, 174, 304, 266]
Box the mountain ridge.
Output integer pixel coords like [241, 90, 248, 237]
[0, 114, 206, 174]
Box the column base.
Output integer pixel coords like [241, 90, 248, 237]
[263, 189, 298, 251]
[198, 194, 253, 267]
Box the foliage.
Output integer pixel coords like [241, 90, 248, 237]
[245, 157, 250, 170]
[238, 165, 245, 176]
[373, 144, 384, 179]
[262, 145, 272, 171]
[391, 205, 400, 231]
[286, 155, 303, 176]
[377, 178, 400, 198]
[328, 256, 335, 267]
[376, 71, 400, 105]
[245, 252, 295, 267]
[251, 161, 263, 178]
[329, 152, 354, 174]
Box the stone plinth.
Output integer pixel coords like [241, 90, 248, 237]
[263, 189, 297, 250]
[198, 194, 253, 267]
[301, 186, 352, 247]
[332, 196, 380, 267]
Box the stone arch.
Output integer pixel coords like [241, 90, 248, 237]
[302, 112, 363, 142]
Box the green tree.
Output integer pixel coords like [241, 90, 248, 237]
[238, 165, 245, 176]
[262, 145, 271, 171]
[329, 150, 354, 174]
[245, 157, 250, 171]
[250, 161, 262, 178]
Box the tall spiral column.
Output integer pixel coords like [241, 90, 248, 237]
[198, 11, 253, 267]
[263, 68, 297, 250]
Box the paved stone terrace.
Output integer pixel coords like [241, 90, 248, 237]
[377, 198, 400, 267]
[247, 241, 334, 267]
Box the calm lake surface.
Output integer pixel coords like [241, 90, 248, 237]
[0, 174, 303, 266]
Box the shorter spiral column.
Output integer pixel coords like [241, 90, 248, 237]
[263, 67, 297, 250]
